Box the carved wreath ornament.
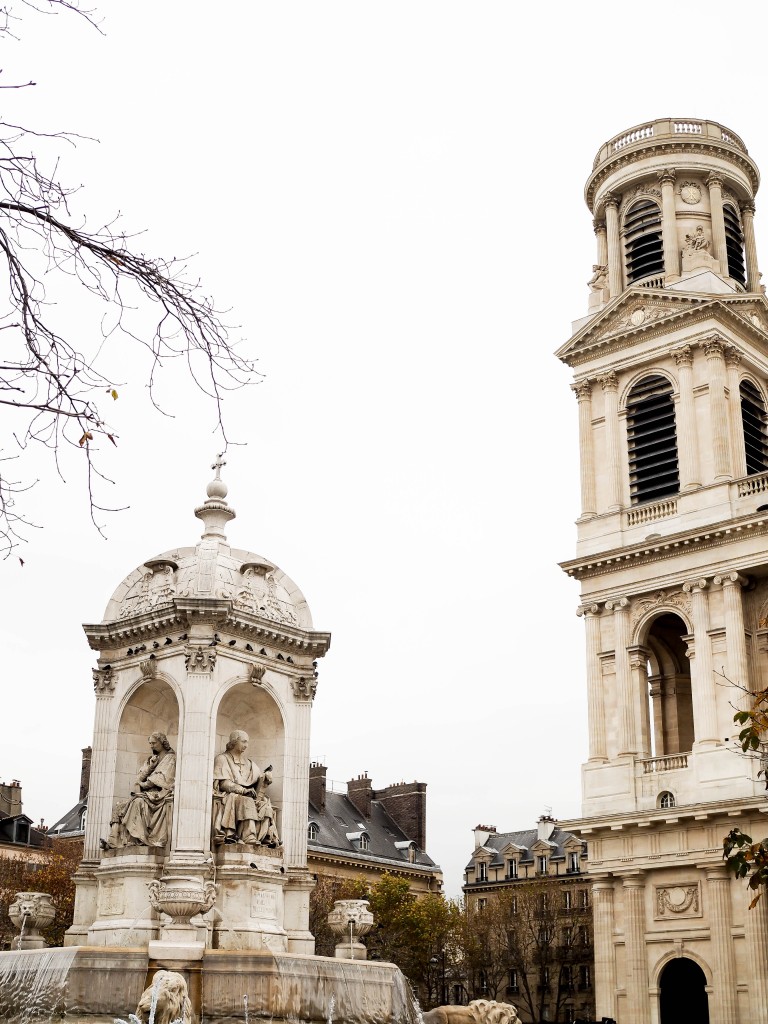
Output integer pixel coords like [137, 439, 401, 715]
[657, 885, 699, 916]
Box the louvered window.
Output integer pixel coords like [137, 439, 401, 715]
[724, 204, 746, 286]
[740, 379, 768, 475]
[627, 375, 679, 504]
[624, 199, 664, 284]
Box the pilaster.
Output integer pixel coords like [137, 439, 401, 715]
[591, 878, 617, 1021]
[704, 865, 738, 1024]
[606, 597, 635, 755]
[87, 668, 118, 863]
[704, 336, 732, 481]
[725, 347, 747, 479]
[578, 603, 606, 761]
[621, 874, 649, 1024]
[672, 345, 700, 490]
[593, 218, 608, 268]
[745, 883, 768, 1018]
[599, 370, 623, 511]
[682, 578, 719, 745]
[714, 571, 750, 707]
[657, 169, 680, 279]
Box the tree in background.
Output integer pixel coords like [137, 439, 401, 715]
[0, 838, 82, 947]
[0, 2, 259, 557]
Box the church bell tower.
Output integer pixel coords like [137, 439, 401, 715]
[558, 119, 768, 1024]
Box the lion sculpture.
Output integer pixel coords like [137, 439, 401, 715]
[423, 999, 520, 1024]
[135, 970, 192, 1024]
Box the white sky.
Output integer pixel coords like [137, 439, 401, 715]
[4, 1, 768, 898]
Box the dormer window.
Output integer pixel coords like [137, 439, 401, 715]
[537, 855, 548, 874]
[507, 859, 518, 879]
[567, 851, 581, 873]
[478, 861, 488, 882]
[659, 791, 676, 809]
[308, 822, 319, 841]
[623, 198, 664, 284]
[80, 809, 87, 831]
[359, 832, 370, 851]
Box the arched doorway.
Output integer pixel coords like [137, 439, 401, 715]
[659, 958, 709, 1024]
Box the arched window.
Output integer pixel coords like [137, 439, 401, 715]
[740, 379, 768, 475]
[627, 376, 679, 504]
[724, 203, 746, 286]
[359, 832, 370, 851]
[646, 614, 694, 756]
[624, 199, 664, 284]
[659, 791, 676, 809]
[307, 822, 319, 841]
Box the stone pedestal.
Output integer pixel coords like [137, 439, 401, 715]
[681, 251, 721, 274]
[86, 848, 165, 946]
[213, 847, 287, 951]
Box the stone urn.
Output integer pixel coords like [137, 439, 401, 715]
[327, 898, 374, 960]
[8, 891, 56, 949]
[147, 876, 216, 925]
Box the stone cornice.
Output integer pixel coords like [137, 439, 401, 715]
[561, 794, 767, 836]
[561, 510, 768, 582]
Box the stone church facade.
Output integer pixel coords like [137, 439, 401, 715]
[558, 119, 768, 1024]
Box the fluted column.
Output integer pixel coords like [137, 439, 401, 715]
[657, 169, 679, 278]
[741, 200, 760, 292]
[604, 193, 623, 298]
[607, 597, 635, 754]
[707, 172, 729, 274]
[594, 217, 608, 268]
[579, 603, 606, 760]
[600, 370, 624, 511]
[672, 344, 701, 490]
[745, 881, 768, 1018]
[682, 578, 719, 744]
[704, 336, 732, 480]
[573, 380, 596, 517]
[86, 668, 118, 862]
[705, 865, 738, 1023]
[715, 571, 750, 708]
[622, 874, 649, 1024]
[592, 879, 617, 1020]
[725, 347, 747, 479]
[284, 696, 313, 869]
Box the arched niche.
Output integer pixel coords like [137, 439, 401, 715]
[114, 676, 180, 803]
[638, 612, 694, 756]
[658, 956, 710, 1023]
[215, 681, 286, 823]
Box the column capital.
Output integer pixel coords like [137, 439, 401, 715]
[672, 344, 694, 367]
[628, 644, 651, 669]
[602, 191, 620, 211]
[605, 596, 630, 613]
[725, 345, 742, 368]
[92, 666, 115, 696]
[706, 171, 725, 190]
[657, 168, 676, 186]
[683, 577, 709, 595]
[714, 571, 748, 589]
[620, 872, 646, 888]
[704, 863, 731, 881]
[571, 379, 593, 401]
[741, 200, 757, 217]
[593, 218, 606, 234]
[703, 335, 726, 359]
[599, 369, 618, 392]
[577, 602, 601, 617]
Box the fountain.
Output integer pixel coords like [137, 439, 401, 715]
[0, 459, 423, 1024]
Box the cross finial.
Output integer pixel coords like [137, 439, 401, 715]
[212, 453, 226, 479]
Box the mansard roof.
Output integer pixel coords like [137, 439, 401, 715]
[308, 790, 439, 873]
[556, 288, 768, 368]
[465, 825, 585, 871]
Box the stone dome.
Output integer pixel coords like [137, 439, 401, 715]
[101, 457, 313, 629]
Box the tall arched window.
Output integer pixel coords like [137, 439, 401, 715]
[627, 376, 679, 504]
[624, 199, 665, 284]
[740, 379, 768, 475]
[724, 203, 746, 286]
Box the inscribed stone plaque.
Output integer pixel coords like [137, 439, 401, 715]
[251, 887, 277, 920]
[98, 881, 125, 916]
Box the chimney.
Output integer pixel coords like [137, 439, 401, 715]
[309, 762, 327, 811]
[374, 781, 428, 850]
[537, 813, 556, 842]
[347, 773, 372, 819]
[0, 780, 23, 819]
[80, 746, 92, 802]
[474, 824, 497, 849]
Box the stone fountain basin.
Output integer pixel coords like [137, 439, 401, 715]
[1, 946, 417, 1024]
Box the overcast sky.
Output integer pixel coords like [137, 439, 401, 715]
[4, 1, 768, 898]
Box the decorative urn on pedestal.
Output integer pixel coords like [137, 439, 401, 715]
[8, 892, 56, 949]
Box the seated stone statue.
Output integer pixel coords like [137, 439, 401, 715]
[103, 732, 176, 849]
[212, 730, 280, 847]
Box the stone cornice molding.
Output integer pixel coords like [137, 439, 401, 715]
[562, 511, 768, 581]
[672, 344, 695, 367]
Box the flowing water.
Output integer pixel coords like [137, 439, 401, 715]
[0, 947, 78, 1023]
